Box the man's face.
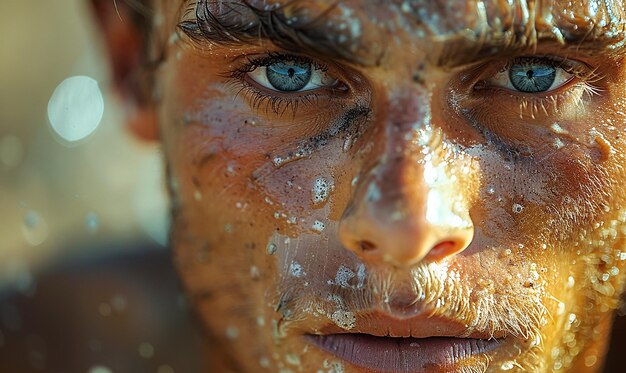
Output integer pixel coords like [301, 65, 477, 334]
[150, 0, 626, 371]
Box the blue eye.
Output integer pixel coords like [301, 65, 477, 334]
[266, 61, 312, 91]
[509, 62, 556, 93]
[488, 57, 578, 94]
[246, 57, 337, 93]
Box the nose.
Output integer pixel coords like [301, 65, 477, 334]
[338, 92, 474, 267]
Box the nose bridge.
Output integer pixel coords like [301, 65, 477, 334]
[367, 91, 432, 221]
[339, 87, 474, 267]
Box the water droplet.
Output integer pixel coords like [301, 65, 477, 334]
[312, 220, 325, 232]
[289, 262, 305, 277]
[226, 326, 240, 340]
[501, 361, 514, 370]
[553, 138, 565, 149]
[48, 76, 104, 143]
[259, 357, 271, 368]
[267, 243, 277, 255]
[312, 177, 331, 205]
[584, 355, 598, 367]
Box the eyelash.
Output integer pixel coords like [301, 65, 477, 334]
[474, 56, 604, 117]
[226, 52, 334, 116]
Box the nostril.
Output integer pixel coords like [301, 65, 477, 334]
[429, 240, 456, 259]
[358, 240, 377, 252]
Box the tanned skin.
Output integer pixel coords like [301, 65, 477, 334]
[94, 1, 626, 372]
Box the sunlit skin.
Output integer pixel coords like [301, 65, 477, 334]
[98, 0, 626, 371]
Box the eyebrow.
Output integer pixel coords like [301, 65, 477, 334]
[178, 0, 626, 68]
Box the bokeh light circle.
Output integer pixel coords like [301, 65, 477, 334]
[47, 76, 104, 142]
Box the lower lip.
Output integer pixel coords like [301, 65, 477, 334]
[306, 334, 501, 372]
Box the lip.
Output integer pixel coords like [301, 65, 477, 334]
[306, 334, 501, 372]
[306, 311, 504, 372]
[317, 311, 506, 339]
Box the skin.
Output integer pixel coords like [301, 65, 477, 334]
[98, 0, 626, 371]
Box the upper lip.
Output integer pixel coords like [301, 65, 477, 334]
[312, 310, 505, 340]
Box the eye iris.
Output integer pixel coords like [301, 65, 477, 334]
[509, 62, 556, 93]
[266, 61, 312, 92]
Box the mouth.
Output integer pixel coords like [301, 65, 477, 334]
[306, 334, 501, 372]
[305, 312, 504, 372]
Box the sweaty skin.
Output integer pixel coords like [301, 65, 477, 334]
[123, 0, 626, 371]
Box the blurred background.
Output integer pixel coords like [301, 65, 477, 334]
[0, 0, 169, 289]
[0, 1, 623, 372]
[0, 1, 201, 372]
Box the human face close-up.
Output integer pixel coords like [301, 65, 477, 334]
[135, 0, 626, 371]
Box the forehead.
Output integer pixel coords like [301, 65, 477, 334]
[208, 0, 625, 34]
[174, 0, 626, 67]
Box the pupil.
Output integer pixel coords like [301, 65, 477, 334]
[508, 60, 556, 93]
[266, 61, 312, 92]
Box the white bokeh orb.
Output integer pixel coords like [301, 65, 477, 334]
[47, 75, 104, 142]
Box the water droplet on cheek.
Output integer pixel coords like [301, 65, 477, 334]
[312, 177, 332, 206]
[512, 203, 524, 214]
[312, 220, 326, 232]
[226, 326, 240, 340]
[267, 243, 278, 255]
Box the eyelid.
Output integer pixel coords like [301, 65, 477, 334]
[475, 56, 596, 94]
[225, 52, 351, 116]
[247, 65, 338, 93]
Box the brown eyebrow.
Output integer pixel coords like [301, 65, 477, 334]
[178, 0, 375, 65]
[178, 0, 626, 68]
